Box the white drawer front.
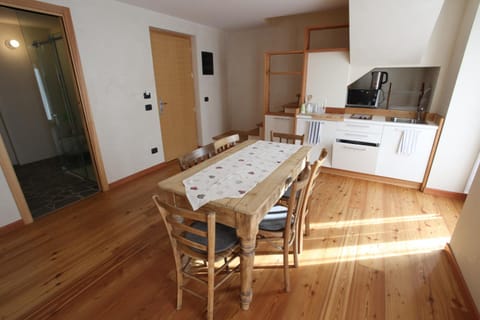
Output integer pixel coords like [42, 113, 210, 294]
[332, 141, 379, 174]
[337, 122, 384, 134]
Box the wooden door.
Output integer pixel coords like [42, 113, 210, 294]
[150, 29, 198, 161]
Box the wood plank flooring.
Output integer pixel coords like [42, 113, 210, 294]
[0, 162, 475, 319]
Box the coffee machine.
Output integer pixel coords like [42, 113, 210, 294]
[370, 71, 389, 90]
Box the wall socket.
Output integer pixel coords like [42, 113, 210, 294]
[151, 147, 158, 154]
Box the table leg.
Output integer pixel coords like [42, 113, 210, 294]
[239, 235, 255, 310]
[236, 214, 258, 311]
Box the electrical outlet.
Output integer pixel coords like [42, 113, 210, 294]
[151, 147, 158, 154]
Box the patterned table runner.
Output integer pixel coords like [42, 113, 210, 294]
[183, 141, 302, 210]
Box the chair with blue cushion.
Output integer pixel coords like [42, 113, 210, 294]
[297, 148, 328, 252]
[278, 148, 328, 253]
[152, 195, 240, 320]
[256, 166, 311, 292]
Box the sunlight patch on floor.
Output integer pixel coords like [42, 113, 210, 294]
[299, 236, 450, 265]
[309, 213, 443, 230]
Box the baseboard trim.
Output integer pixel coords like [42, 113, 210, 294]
[109, 160, 175, 189]
[321, 167, 421, 189]
[444, 244, 480, 319]
[423, 188, 467, 201]
[0, 219, 24, 236]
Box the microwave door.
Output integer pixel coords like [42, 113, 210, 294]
[347, 89, 380, 108]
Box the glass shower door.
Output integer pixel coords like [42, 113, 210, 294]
[16, 10, 97, 182]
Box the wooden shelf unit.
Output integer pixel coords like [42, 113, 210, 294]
[264, 24, 350, 117]
[264, 51, 305, 115]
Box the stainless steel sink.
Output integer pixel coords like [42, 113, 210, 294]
[388, 117, 426, 124]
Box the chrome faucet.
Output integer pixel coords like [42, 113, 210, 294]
[417, 88, 431, 122]
[416, 105, 425, 121]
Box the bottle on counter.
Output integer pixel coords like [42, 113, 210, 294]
[300, 103, 306, 114]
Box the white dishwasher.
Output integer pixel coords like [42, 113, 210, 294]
[332, 121, 383, 174]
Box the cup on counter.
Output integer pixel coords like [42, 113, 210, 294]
[313, 103, 325, 114]
[306, 103, 313, 113]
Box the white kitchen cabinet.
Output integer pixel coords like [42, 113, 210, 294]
[376, 125, 437, 182]
[332, 120, 383, 174]
[333, 141, 380, 174]
[295, 117, 336, 166]
[305, 51, 349, 108]
[264, 115, 293, 140]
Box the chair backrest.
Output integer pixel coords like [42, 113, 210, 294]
[213, 134, 240, 154]
[178, 144, 214, 171]
[152, 196, 215, 264]
[284, 166, 311, 241]
[299, 148, 328, 224]
[270, 131, 305, 145]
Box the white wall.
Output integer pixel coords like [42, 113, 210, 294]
[350, 0, 443, 67]
[422, 0, 472, 116]
[450, 167, 480, 309]
[42, 0, 227, 182]
[305, 51, 350, 108]
[428, 0, 480, 192]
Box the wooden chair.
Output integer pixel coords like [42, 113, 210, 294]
[270, 131, 305, 145]
[152, 196, 240, 320]
[213, 134, 239, 154]
[297, 148, 328, 253]
[277, 148, 328, 253]
[178, 144, 214, 171]
[256, 166, 311, 292]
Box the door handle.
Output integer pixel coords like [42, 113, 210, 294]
[158, 99, 168, 114]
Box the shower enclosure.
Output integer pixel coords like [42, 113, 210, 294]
[17, 12, 95, 181]
[0, 6, 99, 217]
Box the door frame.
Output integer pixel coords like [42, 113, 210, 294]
[0, 0, 109, 224]
[149, 27, 202, 159]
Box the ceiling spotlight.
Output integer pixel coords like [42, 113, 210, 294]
[5, 39, 20, 49]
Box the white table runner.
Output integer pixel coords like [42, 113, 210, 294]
[183, 141, 302, 210]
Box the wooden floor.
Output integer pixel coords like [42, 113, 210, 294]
[0, 161, 474, 319]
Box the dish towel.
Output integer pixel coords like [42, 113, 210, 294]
[397, 129, 419, 155]
[308, 121, 321, 145]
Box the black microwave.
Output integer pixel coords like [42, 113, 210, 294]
[346, 89, 380, 108]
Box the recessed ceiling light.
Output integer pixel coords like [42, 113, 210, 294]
[5, 39, 20, 49]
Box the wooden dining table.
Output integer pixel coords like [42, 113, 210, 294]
[156, 140, 311, 310]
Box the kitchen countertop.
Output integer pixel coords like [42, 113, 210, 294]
[296, 113, 344, 121]
[296, 113, 438, 128]
[343, 114, 438, 128]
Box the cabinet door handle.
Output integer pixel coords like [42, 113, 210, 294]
[345, 133, 369, 138]
[342, 145, 367, 151]
[346, 124, 370, 129]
